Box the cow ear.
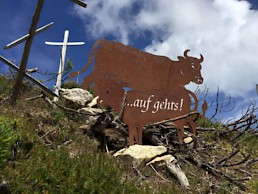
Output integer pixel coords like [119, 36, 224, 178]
[178, 56, 185, 61]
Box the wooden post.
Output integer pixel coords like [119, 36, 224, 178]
[11, 0, 45, 105]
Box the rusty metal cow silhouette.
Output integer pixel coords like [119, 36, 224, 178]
[69, 39, 206, 148]
[98, 78, 207, 147]
[69, 39, 204, 91]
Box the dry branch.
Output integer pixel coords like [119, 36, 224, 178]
[149, 164, 170, 182]
[26, 94, 44, 101]
[147, 155, 190, 188]
[187, 154, 248, 191]
[166, 161, 190, 188]
[216, 150, 240, 166]
[147, 111, 199, 127]
[245, 157, 258, 166]
[221, 154, 251, 167]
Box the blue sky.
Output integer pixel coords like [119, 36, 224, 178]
[1, 0, 258, 121]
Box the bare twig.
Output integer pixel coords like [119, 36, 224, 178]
[209, 87, 235, 120]
[26, 94, 44, 101]
[187, 154, 248, 191]
[210, 87, 220, 120]
[245, 157, 258, 166]
[216, 150, 240, 166]
[149, 164, 171, 182]
[132, 163, 146, 180]
[147, 111, 199, 127]
[221, 154, 251, 167]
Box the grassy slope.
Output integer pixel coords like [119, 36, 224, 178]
[0, 76, 181, 194]
[0, 75, 257, 193]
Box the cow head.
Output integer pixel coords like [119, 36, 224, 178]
[178, 49, 204, 85]
[98, 78, 127, 111]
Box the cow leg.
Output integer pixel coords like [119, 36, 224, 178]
[129, 126, 138, 146]
[137, 125, 143, 145]
[187, 119, 199, 148]
[82, 74, 94, 90]
[174, 120, 185, 150]
[128, 125, 142, 145]
[187, 118, 197, 136]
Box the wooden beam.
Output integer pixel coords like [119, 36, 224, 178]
[70, 0, 87, 8]
[11, 0, 45, 105]
[45, 41, 85, 46]
[0, 55, 58, 97]
[4, 22, 54, 50]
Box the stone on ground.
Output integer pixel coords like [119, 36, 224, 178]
[113, 145, 167, 162]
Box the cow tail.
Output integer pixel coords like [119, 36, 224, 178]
[200, 100, 208, 119]
[187, 90, 208, 119]
[68, 39, 105, 81]
[186, 90, 198, 112]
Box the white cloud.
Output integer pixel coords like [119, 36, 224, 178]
[73, 0, 258, 98]
[73, 0, 138, 43]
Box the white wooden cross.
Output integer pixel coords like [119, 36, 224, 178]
[2, 0, 87, 105]
[45, 30, 85, 101]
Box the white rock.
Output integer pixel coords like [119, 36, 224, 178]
[87, 96, 99, 108]
[78, 107, 103, 115]
[183, 136, 193, 144]
[146, 154, 176, 166]
[60, 88, 93, 106]
[113, 145, 167, 161]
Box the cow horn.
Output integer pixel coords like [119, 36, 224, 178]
[199, 54, 204, 62]
[184, 49, 190, 58]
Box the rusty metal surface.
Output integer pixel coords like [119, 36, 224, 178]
[69, 39, 206, 147]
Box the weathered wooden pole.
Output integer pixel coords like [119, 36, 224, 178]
[11, 0, 45, 105]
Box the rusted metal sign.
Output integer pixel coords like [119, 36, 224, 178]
[69, 39, 207, 147]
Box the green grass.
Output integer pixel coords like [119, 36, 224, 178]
[0, 123, 16, 168]
[3, 146, 144, 194]
[0, 74, 150, 193]
[0, 111, 148, 193]
[0, 75, 258, 194]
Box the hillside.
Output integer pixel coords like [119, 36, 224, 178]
[0, 75, 258, 194]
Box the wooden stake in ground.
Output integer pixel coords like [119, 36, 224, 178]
[11, 0, 45, 105]
[45, 30, 85, 102]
